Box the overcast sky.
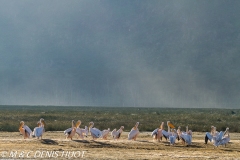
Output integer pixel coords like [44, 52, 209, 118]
[1, 0, 240, 108]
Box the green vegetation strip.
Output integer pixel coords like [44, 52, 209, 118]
[0, 105, 239, 132]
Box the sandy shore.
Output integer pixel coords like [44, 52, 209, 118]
[0, 131, 239, 159]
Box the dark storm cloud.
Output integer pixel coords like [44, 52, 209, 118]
[1, 0, 240, 108]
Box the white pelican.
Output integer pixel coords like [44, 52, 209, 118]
[205, 126, 215, 144]
[32, 118, 46, 139]
[128, 122, 140, 140]
[64, 120, 79, 140]
[212, 127, 230, 148]
[76, 126, 89, 139]
[89, 122, 102, 140]
[169, 129, 177, 145]
[180, 126, 192, 146]
[151, 122, 164, 142]
[177, 126, 181, 141]
[19, 121, 32, 139]
[161, 121, 175, 141]
[101, 128, 110, 140]
[111, 126, 124, 140]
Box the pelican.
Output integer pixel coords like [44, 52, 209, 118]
[161, 121, 175, 141]
[128, 122, 140, 140]
[177, 126, 181, 141]
[205, 126, 215, 144]
[64, 120, 80, 140]
[151, 122, 164, 142]
[32, 121, 41, 138]
[19, 121, 32, 139]
[180, 126, 192, 146]
[32, 118, 46, 139]
[111, 126, 124, 140]
[89, 122, 102, 140]
[169, 129, 177, 145]
[101, 128, 111, 140]
[76, 126, 89, 139]
[212, 127, 230, 148]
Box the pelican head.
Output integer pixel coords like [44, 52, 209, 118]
[40, 118, 46, 127]
[133, 122, 139, 129]
[120, 126, 124, 129]
[167, 121, 170, 126]
[19, 121, 24, 129]
[89, 122, 94, 128]
[37, 121, 41, 127]
[171, 128, 177, 134]
[88, 122, 94, 132]
[224, 127, 229, 136]
[75, 120, 81, 128]
[167, 121, 175, 129]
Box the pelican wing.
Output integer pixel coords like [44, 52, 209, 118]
[205, 132, 213, 141]
[162, 130, 169, 138]
[169, 135, 176, 145]
[90, 128, 102, 138]
[23, 125, 32, 135]
[181, 133, 192, 145]
[64, 128, 72, 135]
[219, 136, 230, 145]
[216, 131, 224, 142]
[76, 128, 81, 135]
[128, 129, 139, 140]
[34, 127, 44, 138]
[117, 132, 122, 138]
[151, 128, 158, 137]
[205, 132, 213, 144]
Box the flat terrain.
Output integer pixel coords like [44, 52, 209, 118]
[0, 131, 239, 159]
[1, 106, 240, 133]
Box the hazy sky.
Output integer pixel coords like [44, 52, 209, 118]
[1, 0, 240, 108]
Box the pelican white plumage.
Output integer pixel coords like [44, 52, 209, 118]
[151, 122, 164, 142]
[205, 126, 215, 144]
[111, 126, 124, 140]
[32, 118, 45, 139]
[169, 129, 178, 145]
[19, 121, 32, 139]
[101, 128, 111, 140]
[161, 121, 175, 141]
[76, 126, 89, 139]
[212, 127, 230, 147]
[177, 126, 181, 141]
[64, 120, 80, 140]
[180, 126, 192, 146]
[128, 122, 140, 140]
[89, 122, 102, 140]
